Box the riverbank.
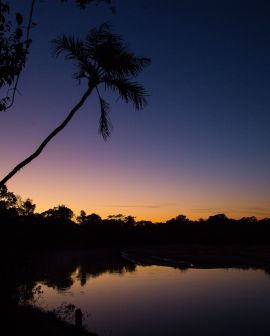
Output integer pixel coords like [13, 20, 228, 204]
[122, 244, 270, 273]
[8, 304, 96, 336]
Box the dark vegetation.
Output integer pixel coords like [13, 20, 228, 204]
[1, 185, 270, 250]
[8, 305, 95, 336]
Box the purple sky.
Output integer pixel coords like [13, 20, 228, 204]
[1, 0, 270, 221]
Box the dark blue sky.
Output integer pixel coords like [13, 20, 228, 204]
[1, 0, 270, 220]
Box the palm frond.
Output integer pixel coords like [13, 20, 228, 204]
[52, 36, 85, 61]
[104, 78, 148, 110]
[97, 94, 112, 140]
[85, 24, 151, 78]
[112, 55, 151, 78]
[52, 35, 98, 82]
[85, 22, 113, 49]
[98, 48, 151, 78]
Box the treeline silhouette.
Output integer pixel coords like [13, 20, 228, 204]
[1, 185, 270, 250]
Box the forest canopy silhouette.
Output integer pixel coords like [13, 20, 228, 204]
[1, 186, 270, 249]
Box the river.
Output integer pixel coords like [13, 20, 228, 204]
[32, 250, 270, 336]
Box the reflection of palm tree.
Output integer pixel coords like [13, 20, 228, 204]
[0, 23, 150, 186]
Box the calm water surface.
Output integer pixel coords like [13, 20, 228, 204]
[35, 253, 270, 336]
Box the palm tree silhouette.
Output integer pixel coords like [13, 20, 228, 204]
[0, 23, 151, 186]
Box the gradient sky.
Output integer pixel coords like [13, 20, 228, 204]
[1, 0, 270, 221]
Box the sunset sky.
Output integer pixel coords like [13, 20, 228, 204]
[1, 0, 270, 221]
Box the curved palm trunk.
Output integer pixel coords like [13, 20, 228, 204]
[0, 86, 93, 187]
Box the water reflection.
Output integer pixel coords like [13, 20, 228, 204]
[32, 249, 136, 291]
[27, 250, 270, 336]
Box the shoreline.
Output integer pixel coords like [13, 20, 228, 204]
[8, 304, 96, 336]
[122, 244, 270, 273]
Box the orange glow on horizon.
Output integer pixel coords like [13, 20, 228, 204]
[5, 161, 270, 223]
[33, 205, 270, 223]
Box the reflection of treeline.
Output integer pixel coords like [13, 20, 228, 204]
[4, 248, 135, 335]
[1, 185, 270, 248]
[21, 250, 136, 292]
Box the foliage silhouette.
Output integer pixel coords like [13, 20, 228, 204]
[0, 23, 151, 187]
[1, 186, 270, 250]
[0, 185, 17, 210]
[42, 205, 74, 221]
[16, 196, 36, 216]
[0, 0, 34, 111]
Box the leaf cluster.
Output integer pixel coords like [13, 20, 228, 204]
[0, 2, 29, 111]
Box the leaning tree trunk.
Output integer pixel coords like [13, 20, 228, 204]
[0, 86, 93, 187]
